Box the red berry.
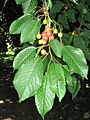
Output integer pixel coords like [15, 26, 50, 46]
[60, 42, 64, 46]
[41, 31, 46, 37]
[42, 36, 49, 41]
[49, 35, 54, 40]
[46, 31, 52, 37]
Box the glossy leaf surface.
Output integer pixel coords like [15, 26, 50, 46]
[61, 46, 88, 78]
[22, 0, 37, 14]
[50, 39, 62, 58]
[9, 14, 33, 34]
[67, 76, 81, 99]
[21, 20, 40, 43]
[49, 63, 66, 102]
[13, 46, 36, 69]
[13, 58, 43, 102]
[35, 75, 55, 119]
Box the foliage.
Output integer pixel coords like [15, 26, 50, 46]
[0, 11, 16, 61]
[9, 0, 89, 119]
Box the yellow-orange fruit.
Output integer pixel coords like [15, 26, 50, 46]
[58, 32, 63, 38]
[36, 33, 41, 39]
[41, 49, 47, 55]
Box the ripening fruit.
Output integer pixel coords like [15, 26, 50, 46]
[41, 31, 46, 37]
[58, 32, 63, 38]
[41, 49, 47, 55]
[49, 35, 54, 40]
[42, 40, 47, 44]
[38, 39, 47, 45]
[36, 33, 41, 39]
[46, 31, 52, 37]
[60, 42, 64, 46]
[43, 19, 48, 25]
[42, 36, 48, 41]
[45, 26, 50, 32]
[53, 29, 58, 34]
[38, 40, 43, 44]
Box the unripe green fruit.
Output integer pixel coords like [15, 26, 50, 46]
[43, 19, 48, 25]
[53, 29, 58, 34]
[58, 32, 63, 38]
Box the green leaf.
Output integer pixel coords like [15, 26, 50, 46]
[13, 58, 44, 102]
[73, 36, 87, 50]
[50, 1, 63, 13]
[22, 0, 37, 14]
[67, 9, 76, 23]
[13, 46, 36, 69]
[9, 14, 33, 34]
[21, 20, 41, 43]
[3, 0, 8, 6]
[49, 63, 66, 102]
[47, 0, 52, 10]
[42, 55, 50, 73]
[80, 29, 90, 39]
[71, 0, 78, 4]
[84, 50, 90, 61]
[83, 7, 88, 14]
[67, 76, 81, 99]
[62, 65, 73, 86]
[83, 23, 90, 29]
[61, 46, 88, 78]
[35, 75, 55, 119]
[15, 0, 26, 4]
[50, 39, 62, 58]
[58, 14, 69, 29]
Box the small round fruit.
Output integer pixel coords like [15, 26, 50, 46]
[60, 42, 64, 46]
[42, 40, 47, 44]
[49, 35, 54, 40]
[43, 19, 48, 25]
[38, 40, 43, 44]
[36, 33, 41, 39]
[42, 36, 49, 41]
[41, 31, 46, 37]
[72, 32, 78, 36]
[41, 49, 47, 55]
[45, 26, 50, 32]
[58, 32, 63, 38]
[46, 31, 52, 37]
[72, 32, 75, 35]
[53, 29, 58, 34]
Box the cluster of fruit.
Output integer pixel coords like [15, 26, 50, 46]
[36, 26, 54, 45]
[36, 26, 63, 44]
[36, 19, 64, 55]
